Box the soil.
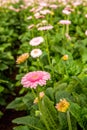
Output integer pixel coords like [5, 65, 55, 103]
[0, 88, 26, 130]
[0, 108, 26, 130]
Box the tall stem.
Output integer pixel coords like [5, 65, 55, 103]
[32, 89, 36, 98]
[62, 25, 65, 37]
[36, 87, 50, 130]
[66, 15, 70, 35]
[66, 24, 69, 35]
[38, 101, 51, 130]
[25, 60, 28, 72]
[67, 111, 72, 130]
[37, 58, 44, 70]
[45, 35, 54, 78]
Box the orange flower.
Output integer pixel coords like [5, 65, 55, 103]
[62, 54, 68, 61]
[55, 99, 70, 112]
[16, 53, 29, 64]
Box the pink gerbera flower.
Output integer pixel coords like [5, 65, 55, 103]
[21, 71, 51, 89]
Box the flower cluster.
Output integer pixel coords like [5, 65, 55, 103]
[29, 36, 44, 58]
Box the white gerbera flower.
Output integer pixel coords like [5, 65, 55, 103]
[30, 49, 42, 58]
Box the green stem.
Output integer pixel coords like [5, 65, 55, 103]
[63, 61, 69, 76]
[38, 100, 51, 130]
[66, 24, 69, 34]
[45, 35, 54, 77]
[32, 89, 36, 98]
[25, 60, 28, 72]
[36, 87, 50, 130]
[46, 106, 57, 129]
[67, 111, 72, 130]
[62, 25, 65, 37]
[66, 15, 70, 35]
[45, 36, 51, 65]
[37, 58, 44, 70]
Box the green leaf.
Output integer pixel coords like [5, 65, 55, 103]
[0, 63, 8, 70]
[22, 92, 34, 109]
[12, 116, 44, 130]
[45, 87, 54, 100]
[0, 111, 3, 118]
[69, 102, 85, 129]
[6, 97, 26, 110]
[55, 91, 71, 103]
[0, 97, 6, 105]
[40, 96, 59, 130]
[54, 82, 67, 91]
[0, 43, 11, 51]
[0, 86, 4, 93]
[6, 92, 34, 111]
[82, 50, 87, 63]
[13, 125, 29, 130]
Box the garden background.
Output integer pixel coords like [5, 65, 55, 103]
[0, 0, 87, 130]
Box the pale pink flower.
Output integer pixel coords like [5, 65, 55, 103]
[34, 6, 43, 13]
[38, 25, 53, 31]
[85, 30, 87, 36]
[41, 20, 48, 24]
[30, 49, 42, 58]
[59, 20, 71, 25]
[64, 6, 74, 12]
[39, 2, 48, 7]
[8, 6, 20, 12]
[30, 7, 36, 12]
[10, 0, 19, 4]
[27, 16, 32, 20]
[34, 12, 40, 18]
[65, 33, 71, 40]
[34, 13, 45, 19]
[40, 9, 51, 15]
[62, 9, 71, 15]
[72, 1, 82, 7]
[36, 20, 48, 28]
[28, 24, 35, 29]
[29, 37, 44, 46]
[36, 23, 42, 28]
[39, 91, 45, 99]
[21, 71, 50, 88]
[49, 4, 58, 9]
[85, 14, 87, 18]
[58, 0, 68, 5]
[36, 15, 45, 19]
